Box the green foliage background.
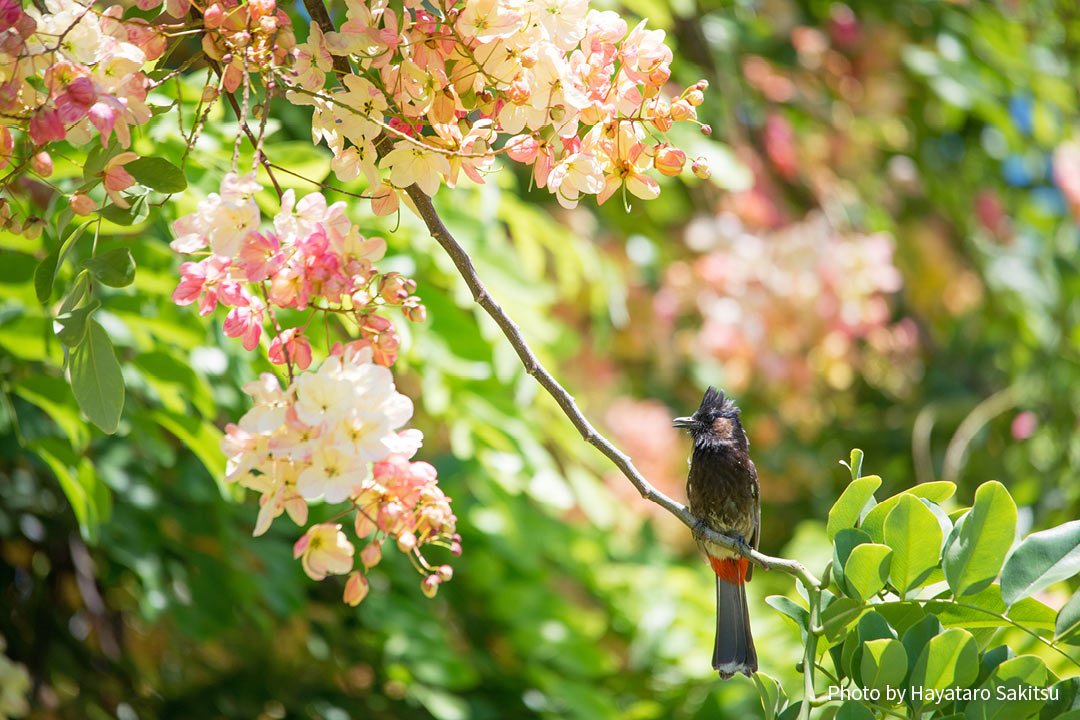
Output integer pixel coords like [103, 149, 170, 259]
[2, 0, 1080, 718]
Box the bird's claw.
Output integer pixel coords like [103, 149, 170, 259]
[726, 532, 752, 557]
[691, 517, 709, 544]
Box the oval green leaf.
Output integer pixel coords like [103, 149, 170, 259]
[843, 543, 892, 602]
[859, 638, 907, 694]
[754, 672, 787, 720]
[909, 627, 978, 706]
[54, 299, 101, 347]
[827, 474, 881, 541]
[860, 481, 957, 543]
[833, 527, 872, 590]
[835, 701, 875, 720]
[1001, 519, 1080, 606]
[884, 494, 943, 597]
[943, 481, 1017, 598]
[1055, 590, 1080, 645]
[82, 247, 136, 288]
[125, 156, 188, 194]
[68, 320, 125, 434]
[765, 595, 809, 636]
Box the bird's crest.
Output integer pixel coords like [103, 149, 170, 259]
[698, 386, 738, 417]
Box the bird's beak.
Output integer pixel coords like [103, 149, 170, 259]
[672, 416, 697, 429]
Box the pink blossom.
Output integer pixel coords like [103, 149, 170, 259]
[223, 297, 265, 351]
[237, 231, 283, 282]
[28, 109, 65, 145]
[268, 328, 313, 370]
[102, 152, 139, 208]
[343, 571, 370, 605]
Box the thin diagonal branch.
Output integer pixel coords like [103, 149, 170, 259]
[404, 183, 821, 589]
[298, 0, 821, 592]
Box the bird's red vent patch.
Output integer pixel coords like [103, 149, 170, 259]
[710, 555, 749, 584]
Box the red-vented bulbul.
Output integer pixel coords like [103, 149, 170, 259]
[674, 387, 760, 678]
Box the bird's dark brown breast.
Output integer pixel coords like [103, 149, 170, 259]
[687, 445, 759, 539]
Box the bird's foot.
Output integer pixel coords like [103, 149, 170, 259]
[725, 532, 752, 557]
[691, 517, 709, 544]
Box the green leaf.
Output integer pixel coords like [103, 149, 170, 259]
[943, 481, 1017, 598]
[98, 195, 149, 226]
[1055, 590, 1080, 645]
[884, 494, 943, 597]
[67, 320, 125, 434]
[34, 247, 60, 303]
[54, 299, 100, 347]
[909, 628, 978, 707]
[822, 597, 863, 641]
[34, 219, 94, 303]
[901, 614, 942, 680]
[1041, 678, 1080, 719]
[965, 655, 1048, 720]
[125, 157, 187, 193]
[754, 672, 787, 720]
[1000, 520, 1080, 605]
[859, 638, 907, 694]
[832, 527, 872, 594]
[827, 474, 881, 541]
[860, 481, 957, 543]
[840, 448, 865, 481]
[82, 247, 136, 288]
[842, 543, 892, 602]
[835, 701, 875, 720]
[765, 595, 809, 636]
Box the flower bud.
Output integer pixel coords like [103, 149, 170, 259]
[548, 105, 566, 123]
[687, 89, 705, 106]
[670, 99, 694, 122]
[70, 192, 96, 215]
[421, 574, 440, 598]
[648, 66, 670, 87]
[31, 151, 52, 177]
[402, 298, 426, 323]
[343, 571, 369, 606]
[653, 146, 686, 177]
[691, 156, 711, 180]
[700, 124, 712, 137]
[396, 531, 416, 553]
[201, 86, 220, 103]
[520, 48, 537, 68]
[437, 565, 453, 582]
[20, 217, 44, 240]
[360, 540, 382, 568]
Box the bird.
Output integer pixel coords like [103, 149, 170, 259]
[673, 386, 760, 679]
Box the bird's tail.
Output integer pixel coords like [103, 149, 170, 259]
[713, 559, 757, 679]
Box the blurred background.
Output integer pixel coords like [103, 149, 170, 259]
[2, 0, 1080, 718]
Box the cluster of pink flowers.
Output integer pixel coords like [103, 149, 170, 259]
[171, 173, 456, 602]
[171, 172, 423, 368]
[0, 0, 166, 227]
[199, 0, 296, 93]
[285, 0, 711, 212]
[658, 213, 920, 429]
[8, 0, 161, 150]
[221, 344, 458, 604]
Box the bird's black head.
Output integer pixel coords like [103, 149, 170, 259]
[672, 386, 748, 450]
